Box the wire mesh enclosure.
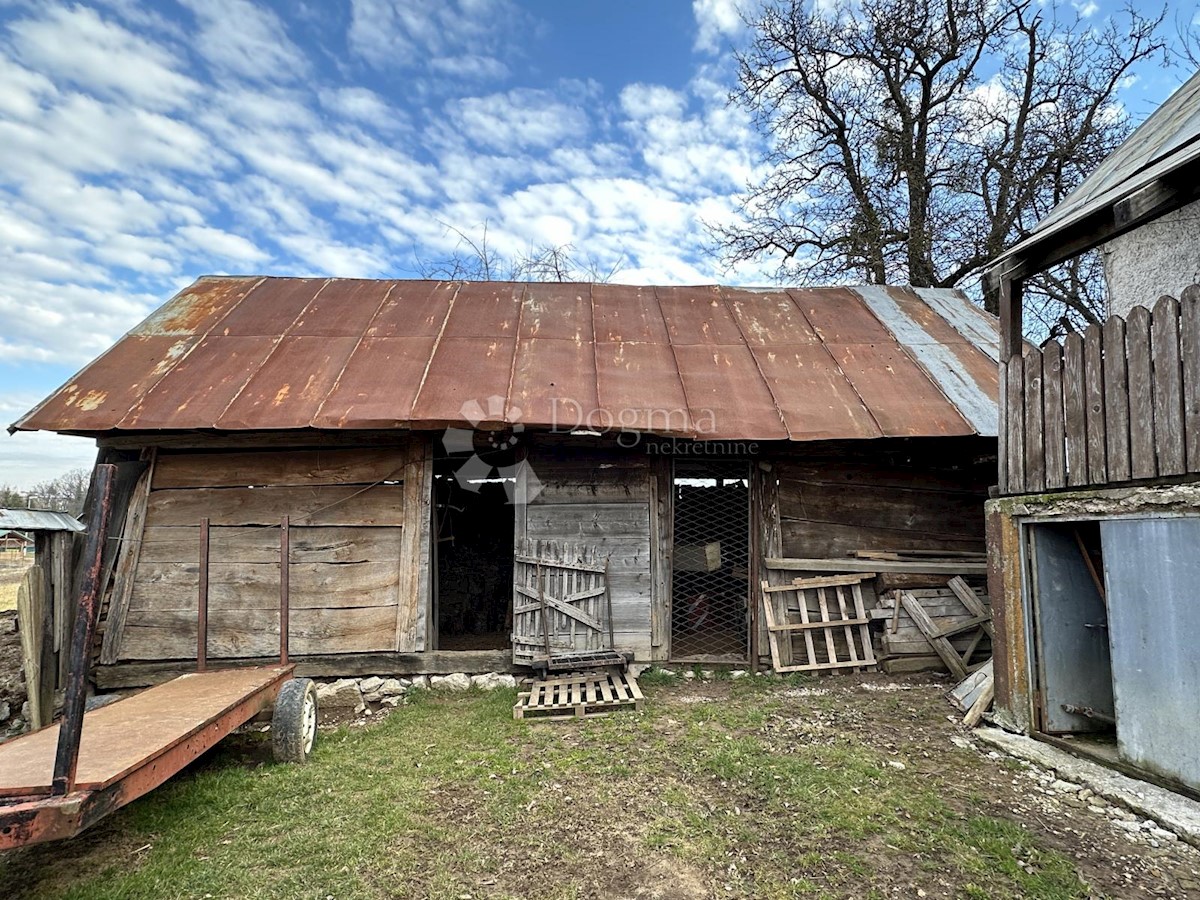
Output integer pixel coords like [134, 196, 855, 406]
[670, 460, 750, 662]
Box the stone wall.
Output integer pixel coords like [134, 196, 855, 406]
[311, 672, 518, 722]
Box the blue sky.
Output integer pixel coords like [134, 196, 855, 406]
[0, 0, 1193, 488]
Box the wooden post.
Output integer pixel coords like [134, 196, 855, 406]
[604, 560, 615, 651]
[538, 563, 551, 662]
[999, 275, 1024, 495]
[52, 463, 116, 796]
[280, 515, 290, 666]
[197, 517, 209, 672]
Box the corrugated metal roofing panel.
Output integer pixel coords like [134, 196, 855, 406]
[915, 287, 1001, 362]
[724, 289, 822, 345]
[749, 344, 882, 441]
[788, 286, 894, 344]
[854, 286, 998, 435]
[313, 335, 435, 429]
[520, 283, 593, 341]
[590, 284, 670, 343]
[672, 343, 789, 440]
[16, 335, 199, 433]
[216, 336, 360, 430]
[132, 277, 260, 336]
[212, 278, 324, 336]
[288, 279, 392, 337]
[594, 340, 693, 435]
[118, 335, 279, 429]
[828, 341, 974, 437]
[656, 285, 745, 345]
[410, 335, 518, 427]
[0, 508, 84, 532]
[508, 337, 600, 428]
[13, 278, 1000, 443]
[365, 281, 455, 337]
[440, 282, 523, 339]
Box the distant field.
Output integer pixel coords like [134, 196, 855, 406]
[0, 555, 29, 612]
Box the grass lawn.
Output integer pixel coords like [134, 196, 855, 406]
[1, 674, 1195, 899]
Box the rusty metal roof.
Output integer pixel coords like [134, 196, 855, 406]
[0, 508, 84, 532]
[13, 278, 999, 441]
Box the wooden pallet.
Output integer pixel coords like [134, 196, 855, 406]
[760, 574, 878, 674]
[513, 671, 643, 721]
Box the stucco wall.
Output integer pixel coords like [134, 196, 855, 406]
[1103, 198, 1200, 318]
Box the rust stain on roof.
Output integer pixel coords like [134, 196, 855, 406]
[12, 278, 1000, 441]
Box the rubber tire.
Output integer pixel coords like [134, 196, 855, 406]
[272, 678, 318, 763]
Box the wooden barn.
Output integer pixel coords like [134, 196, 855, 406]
[986, 71, 1200, 793]
[11, 279, 999, 688]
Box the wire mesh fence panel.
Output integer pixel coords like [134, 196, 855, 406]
[670, 460, 750, 662]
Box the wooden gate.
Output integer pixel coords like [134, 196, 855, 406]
[511, 539, 617, 669]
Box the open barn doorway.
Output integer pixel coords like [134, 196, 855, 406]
[670, 460, 751, 663]
[433, 443, 516, 651]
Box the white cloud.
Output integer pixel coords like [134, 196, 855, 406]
[620, 84, 689, 121]
[693, 0, 744, 54]
[276, 234, 391, 277]
[319, 87, 409, 132]
[8, 4, 198, 110]
[178, 0, 308, 82]
[0, 430, 99, 491]
[448, 87, 591, 151]
[176, 225, 269, 265]
[347, 0, 527, 81]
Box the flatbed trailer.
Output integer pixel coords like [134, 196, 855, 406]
[0, 465, 317, 851]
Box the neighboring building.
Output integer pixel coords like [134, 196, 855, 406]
[985, 70, 1200, 793]
[0, 530, 32, 553]
[1036, 71, 1200, 318]
[12, 277, 998, 688]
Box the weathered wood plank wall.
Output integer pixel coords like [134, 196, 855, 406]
[775, 439, 993, 559]
[112, 444, 417, 660]
[1001, 294, 1200, 495]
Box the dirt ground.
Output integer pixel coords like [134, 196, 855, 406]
[637, 676, 1200, 898]
[0, 610, 24, 734]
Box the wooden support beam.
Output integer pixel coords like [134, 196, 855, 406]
[766, 557, 986, 575]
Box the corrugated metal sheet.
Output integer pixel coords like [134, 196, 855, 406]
[0, 508, 84, 532]
[12, 278, 1000, 441]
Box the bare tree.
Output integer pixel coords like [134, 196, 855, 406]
[415, 221, 624, 284]
[25, 468, 89, 517]
[712, 0, 1166, 334]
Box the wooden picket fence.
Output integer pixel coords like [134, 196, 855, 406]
[1001, 293, 1200, 495]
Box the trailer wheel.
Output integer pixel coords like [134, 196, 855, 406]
[272, 678, 318, 763]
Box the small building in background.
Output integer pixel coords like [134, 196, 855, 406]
[0, 530, 32, 554]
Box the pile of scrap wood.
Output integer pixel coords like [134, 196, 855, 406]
[871, 577, 992, 675]
[948, 659, 994, 726]
[763, 551, 991, 677]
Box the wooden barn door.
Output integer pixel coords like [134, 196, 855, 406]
[511, 539, 611, 667]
